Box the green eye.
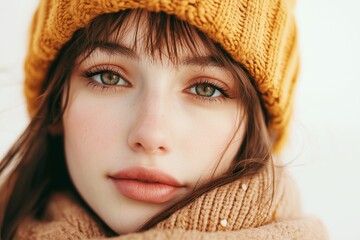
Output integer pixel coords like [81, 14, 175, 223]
[89, 71, 129, 86]
[100, 72, 121, 85]
[190, 83, 222, 97]
[195, 83, 216, 97]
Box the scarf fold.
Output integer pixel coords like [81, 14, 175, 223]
[14, 166, 328, 239]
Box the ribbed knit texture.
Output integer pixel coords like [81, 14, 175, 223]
[24, 0, 299, 150]
[14, 166, 328, 239]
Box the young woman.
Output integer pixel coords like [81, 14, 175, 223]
[0, 0, 327, 239]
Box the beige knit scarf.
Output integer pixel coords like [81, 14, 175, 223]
[14, 166, 328, 239]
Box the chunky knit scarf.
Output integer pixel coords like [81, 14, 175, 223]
[14, 166, 327, 239]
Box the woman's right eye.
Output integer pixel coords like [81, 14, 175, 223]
[91, 71, 129, 86]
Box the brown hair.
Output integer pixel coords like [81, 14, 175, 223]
[0, 9, 271, 239]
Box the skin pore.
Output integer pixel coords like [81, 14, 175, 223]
[62, 12, 246, 234]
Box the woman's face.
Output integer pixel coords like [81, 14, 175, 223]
[62, 15, 246, 234]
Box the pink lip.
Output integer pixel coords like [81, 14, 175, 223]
[109, 167, 182, 203]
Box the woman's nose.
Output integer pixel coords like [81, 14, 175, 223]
[127, 94, 172, 155]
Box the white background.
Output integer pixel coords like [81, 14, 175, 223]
[0, 1, 359, 239]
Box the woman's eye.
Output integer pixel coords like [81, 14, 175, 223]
[189, 83, 222, 97]
[91, 71, 128, 86]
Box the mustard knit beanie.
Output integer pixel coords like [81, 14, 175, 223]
[24, 0, 299, 151]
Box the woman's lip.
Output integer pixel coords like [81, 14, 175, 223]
[109, 167, 182, 187]
[109, 167, 183, 203]
[111, 179, 179, 203]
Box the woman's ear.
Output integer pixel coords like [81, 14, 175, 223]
[48, 121, 64, 135]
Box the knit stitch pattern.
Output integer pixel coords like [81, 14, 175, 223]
[24, 0, 299, 150]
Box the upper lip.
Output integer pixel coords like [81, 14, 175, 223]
[109, 167, 182, 187]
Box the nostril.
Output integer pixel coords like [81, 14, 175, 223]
[134, 142, 142, 149]
[129, 130, 169, 153]
[132, 142, 167, 153]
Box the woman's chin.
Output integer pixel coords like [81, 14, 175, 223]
[109, 222, 143, 235]
[105, 213, 151, 235]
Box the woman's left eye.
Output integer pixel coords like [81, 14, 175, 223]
[189, 82, 223, 97]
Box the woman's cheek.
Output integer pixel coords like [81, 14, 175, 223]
[181, 104, 243, 183]
[63, 92, 125, 168]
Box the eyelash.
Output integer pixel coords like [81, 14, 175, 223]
[82, 66, 232, 103]
[188, 79, 231, 103]
[82, 66, 129, 93]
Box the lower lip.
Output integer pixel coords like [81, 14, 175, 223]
[112, 179, 179, 203]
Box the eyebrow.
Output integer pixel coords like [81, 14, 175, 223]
[182, 56, 225, 68]
[92, 41, 139, 60]
[91, 41, 225, 68]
